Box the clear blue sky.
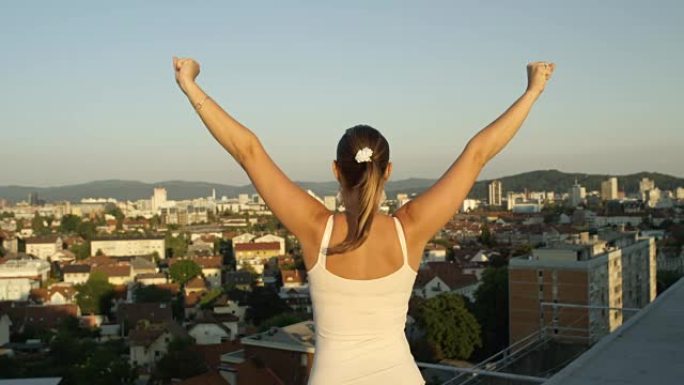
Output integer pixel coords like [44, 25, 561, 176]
[2, 1, 682, 187]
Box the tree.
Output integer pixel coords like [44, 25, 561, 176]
[68, 242, 91, 260]
[150, 338, 207, 384]
[72, 340, 137, 385]
[149, 214, 162, 229]
[134, 284, 175, 303]
[478, 222, 494, 247]
[76, 271, 115, 315]
[31, 214, 50, 236]
[472, 267, 509, 357]
[105, 204, 125, 231]
[512, 243, 533, 257]
[60, 214, 82, 234]
[245, 286, 292, 326]
[77, 220, 97, 240]
[657, 269, 683, 295]
[166, 232, 188, 259]
[169, 259, 201, 285]
[414, 293, 481, 361]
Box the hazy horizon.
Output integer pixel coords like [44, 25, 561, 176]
[2, 1, 682, 188]
[1, 167, 680, 190]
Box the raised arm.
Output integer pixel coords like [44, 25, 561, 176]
[172, 57, 330, 246]
[395, 62, 555, 249]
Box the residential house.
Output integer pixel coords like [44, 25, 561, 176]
[413, 261, 480, 301]
[253, 234, 286, 255]
[220, 320, 316, 385]
[234, 242, 281, 274]
[29, 284, 77, 305]
[117, 302, 173, 335]
[188, 320, 233, 345]
[25, 235, 63, 260]
[129, 320, 189, 370]
[62, 264, 91, 285]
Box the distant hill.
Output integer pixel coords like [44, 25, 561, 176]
[468, 169, 684, 200]
[1, 170, 682, 204]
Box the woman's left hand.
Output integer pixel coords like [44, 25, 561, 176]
[173, 56, 201, 94]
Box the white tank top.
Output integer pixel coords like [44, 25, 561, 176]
[306, 214, 425, 385]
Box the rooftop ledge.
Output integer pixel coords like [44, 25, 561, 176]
[543, 277, 684, 385]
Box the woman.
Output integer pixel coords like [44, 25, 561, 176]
[173, 57, 554, 384]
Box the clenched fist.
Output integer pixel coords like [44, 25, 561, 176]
[173, 56, 200, 94]
[526, 61, 555, 95]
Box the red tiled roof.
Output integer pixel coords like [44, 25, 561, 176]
[155, 283, 181, 295]
[281, 269, 307, 284]
[169, 256, 222, 269]
[235, 242, 280, 252]
[128, 320, 188, 347]
[177, 371, 230, 385]
[62, 264, 91, 274]
[194, 256, 222, 269]
[30, 285, 76, 303]
[117, 303, 173, 326]
[186, 276, 208, 289]
[128, 325, 167, 347]
[415, 262, 478, 290]
[92, 264, 131, 278]
[25, 235, 60, 244]
[185, 291, 204, 308]
[237, 356, 287, 385]
[82, 255, 117, 267]
[189, 340, 243, 371]
[3, 303, 80, 331]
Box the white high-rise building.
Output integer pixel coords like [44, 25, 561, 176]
[639, 178, 655, 194]
[601, 177, 619, 200]
[569, 179, 585, 207]
[151, 187, 167, 212]
[488, 180, 502, 207]
[238, 194, 250, 205]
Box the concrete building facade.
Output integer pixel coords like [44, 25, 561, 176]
[509, 231, 657, 345]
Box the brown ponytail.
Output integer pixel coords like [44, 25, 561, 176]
[326, 125, 389, 255]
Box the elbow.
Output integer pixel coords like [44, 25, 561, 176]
[236, 134, 261, 167]
[466, 138, 488, 168]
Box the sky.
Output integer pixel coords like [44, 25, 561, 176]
[1, 0, 682, 188]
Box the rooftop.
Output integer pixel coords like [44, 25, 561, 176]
[544, 278, 684, 385]
[241, 319, 315, 353]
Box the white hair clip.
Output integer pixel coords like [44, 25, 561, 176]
[355, 147, 373, 163]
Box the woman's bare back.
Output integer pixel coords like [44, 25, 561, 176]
[304, 213, 421, 280]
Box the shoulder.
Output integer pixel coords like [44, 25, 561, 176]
[301, 211, 334, 265]
[391, 210, 426, 263]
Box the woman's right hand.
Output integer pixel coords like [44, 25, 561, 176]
[173, 56, 201, 94]
[526, 61, 555, 95]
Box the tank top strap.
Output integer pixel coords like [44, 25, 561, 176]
[392, 216, 409, 266]
[318, 214, 335, 266]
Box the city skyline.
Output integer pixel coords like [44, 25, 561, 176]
[2, 1, 682, 187]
